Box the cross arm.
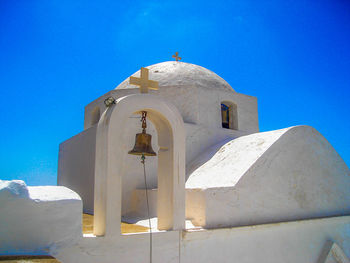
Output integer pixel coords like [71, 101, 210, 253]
[130, 76, 141, 86]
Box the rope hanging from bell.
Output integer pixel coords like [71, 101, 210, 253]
[128, 111, 156, 263]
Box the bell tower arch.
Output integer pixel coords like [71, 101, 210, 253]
[93, 94, 186, 237]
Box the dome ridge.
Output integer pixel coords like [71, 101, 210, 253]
[115, 61, 235, 92]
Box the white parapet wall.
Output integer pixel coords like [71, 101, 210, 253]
[180, 215, 350, 263]
[0, 180, 349, 262]
[53, 215, 350, 263]
[0, 180, 82, 255]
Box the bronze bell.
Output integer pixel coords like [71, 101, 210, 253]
[128, 111, 157, 156]
[128, 131, 156, 156]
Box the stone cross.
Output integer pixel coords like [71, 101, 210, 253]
[129, 67, 159, 94]
[172, 52, 182, 61]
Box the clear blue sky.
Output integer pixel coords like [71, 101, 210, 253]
[1, 0, 349, 186]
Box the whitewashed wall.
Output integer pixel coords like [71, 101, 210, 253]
[186, 126, 350, 229]
[52, 215, 350, 263]
[1, 182, 349, 263]
[58, 126, 97, 214]
[0, 180, 82, 255]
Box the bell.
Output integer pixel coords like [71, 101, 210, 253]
[128, 131, 157, 156]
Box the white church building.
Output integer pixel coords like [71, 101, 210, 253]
[1, 61, 350, 263]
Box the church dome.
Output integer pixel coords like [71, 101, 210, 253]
[115, 61, 235, 92]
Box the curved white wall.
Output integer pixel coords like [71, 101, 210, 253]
[186, 126, 350, 228]
[0, 180, 82, 255]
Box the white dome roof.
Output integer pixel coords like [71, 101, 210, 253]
[115, 61, 235, 92]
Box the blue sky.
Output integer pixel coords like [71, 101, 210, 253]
[1, 0, 349, 185]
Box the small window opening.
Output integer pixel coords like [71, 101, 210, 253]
[221, 102, 238, 130]
[221, 104, 230, 129]
[91, 106, 100, 126]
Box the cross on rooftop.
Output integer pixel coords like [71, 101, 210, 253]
[172, 52, 182, 61]
[129, 67, 159, 94]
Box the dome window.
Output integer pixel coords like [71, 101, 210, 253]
[221, 102, 238, 130]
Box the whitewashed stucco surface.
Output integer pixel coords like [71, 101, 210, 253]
[180, 216, 350, 263]
[186, 127, 287, 188]
[116, 61, 235, 92]
[58, 126, 97, 214]
[51, 215, 350, 263]
[186, 125, 350, 229]
[0, 180, 82, 255]
[1, 181, 349, 263]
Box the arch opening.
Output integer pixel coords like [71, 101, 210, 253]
[93, 94, 185, 237]
[120, 112, 159, 234]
